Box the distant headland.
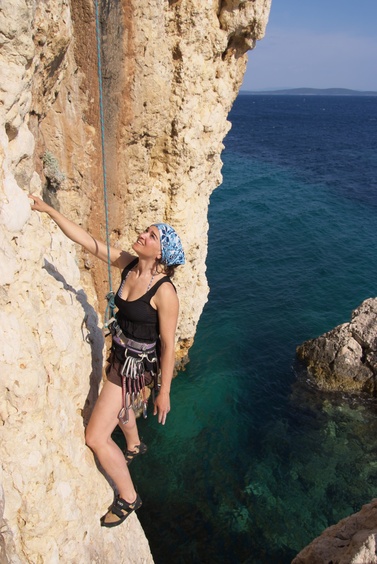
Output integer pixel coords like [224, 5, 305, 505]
[241, 87, 377, 97]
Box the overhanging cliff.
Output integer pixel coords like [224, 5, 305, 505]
[0, 0, 271, 561]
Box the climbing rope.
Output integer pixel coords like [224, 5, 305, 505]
[93, 0, 115, 323]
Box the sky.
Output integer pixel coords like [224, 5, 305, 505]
[241, 0, 377, 92]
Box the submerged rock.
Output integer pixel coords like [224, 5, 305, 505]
[296, 298, 377, 395]
[292, 498, 377, 564]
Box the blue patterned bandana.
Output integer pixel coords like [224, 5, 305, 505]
[153, 223, 185, 266]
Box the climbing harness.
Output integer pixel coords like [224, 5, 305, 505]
[119, 341, 158, 423]
[108, 319, 159, 423]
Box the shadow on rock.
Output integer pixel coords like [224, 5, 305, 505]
[43, 259, 104, 426]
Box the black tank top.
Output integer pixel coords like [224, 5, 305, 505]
[114, 259, 175, 343]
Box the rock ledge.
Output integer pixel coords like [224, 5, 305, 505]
[297, 298, 377, 395]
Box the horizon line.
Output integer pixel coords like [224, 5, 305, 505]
[240, 86, 377, 93]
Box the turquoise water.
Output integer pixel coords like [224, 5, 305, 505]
[125, 96, 377, 563]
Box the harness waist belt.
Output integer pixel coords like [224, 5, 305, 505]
[109, 320, 156, 351]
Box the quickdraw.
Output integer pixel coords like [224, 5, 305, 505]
[117, 343, 159, 424]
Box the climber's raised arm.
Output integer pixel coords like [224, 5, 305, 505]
[29, 194, 134, 269]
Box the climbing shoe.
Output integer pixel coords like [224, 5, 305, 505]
[124, 442, 147, 465]
[100, 494, 142, 528]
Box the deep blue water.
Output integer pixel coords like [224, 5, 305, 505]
[128, 95, 377, 563]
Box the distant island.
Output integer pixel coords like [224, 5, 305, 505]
[241, 88, 377, 97]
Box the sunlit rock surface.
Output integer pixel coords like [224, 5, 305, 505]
[0, 0, 271, 561]
[297, 298, 377, 395]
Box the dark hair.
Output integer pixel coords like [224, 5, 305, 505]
[164, 264, 178, 278]
[156, 261, 178, 278]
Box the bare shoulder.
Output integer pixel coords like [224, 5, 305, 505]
[153, 278, 178, 307]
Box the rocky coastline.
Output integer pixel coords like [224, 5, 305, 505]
[292, 498, 377, 564]
[297, 297, 377, 396]
[294, 297, 377, 563]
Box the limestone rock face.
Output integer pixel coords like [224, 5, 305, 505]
[96, 0, 272, 360]
[292, 498, 377, 564]
[296, 298, 377, 395]
[0, 0, 271, 562]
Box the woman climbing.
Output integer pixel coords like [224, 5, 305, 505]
[29, 194, 185, 527]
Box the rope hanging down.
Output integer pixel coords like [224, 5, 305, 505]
[93, 0, 115, 322]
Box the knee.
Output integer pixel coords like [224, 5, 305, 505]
[85, 426, 100, 452]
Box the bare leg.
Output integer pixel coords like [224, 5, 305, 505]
[118, 407, 142, 452]
[85, 380, 137, 503]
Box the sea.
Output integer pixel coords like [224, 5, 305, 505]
[124, 94, 377, 563]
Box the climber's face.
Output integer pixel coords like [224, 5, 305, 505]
[133, 226, 161, 261]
